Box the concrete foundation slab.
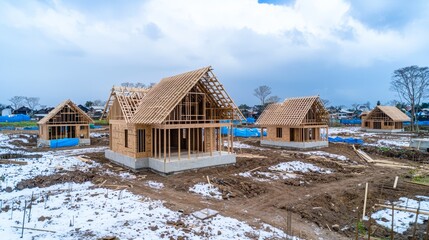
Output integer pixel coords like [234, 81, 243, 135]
[105, 150, 236, 174]
[261, 140, 328, 149]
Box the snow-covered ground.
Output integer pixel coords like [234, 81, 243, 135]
[329, 127, 412, 148]
[90, 132, 109, 138]
[303, 151, 349, 161]
[269, 161, 331, 174]
[0, 182, 292, 240]
[189, 183, 223, 200]
[224, 141, 262, 150]
[145, 180, 164, 190]
[371, 196, 429, 234]
[0, 133, 297, 239]
[239, 161, 330, 182]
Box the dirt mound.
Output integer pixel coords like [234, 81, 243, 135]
[361, 145, 429, 163]
[15, 171, 103, 190]
[212, 177, 267, 199]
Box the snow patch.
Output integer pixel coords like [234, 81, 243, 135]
[304, 151, 349, 161]
[189, 183, 222, 200]
[145, 181, 164, 190]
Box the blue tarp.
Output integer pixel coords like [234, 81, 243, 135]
[90, 124, 103, 129]
[0, 126, 15, 131]
[23, 126, 38, 130]
[50, 138, 79, 148]
[404, 121, 429, 126]
[221, 127, 266, 138]
[340, 119, 362, 125]
[0, 114, 31, 122]
[246, 117, 256, 124]
[328, 136, 364, 144]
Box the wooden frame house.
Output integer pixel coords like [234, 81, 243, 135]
[105, 66, 244, 174]
[361, 106, 410, 132]
[37, 99, 94, 147]
[256, 96, 329, 149]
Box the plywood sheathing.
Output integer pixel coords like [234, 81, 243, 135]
[256, 96, 329, 126]
[365, 106, 410, 122]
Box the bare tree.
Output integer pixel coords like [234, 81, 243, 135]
[391, 65, 429, 131]
[321, 99, 330, 107]
[254, 85, 272, 105]
[9, 96, 25, 110]
[93, 99, 106, 106]
[266, 95, 281, 104]
[121, 82, 134, 87]
[25, 97, 40, 113]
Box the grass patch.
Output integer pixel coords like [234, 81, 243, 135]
[0, 121, 37, 127]
[412, 175, 429, 185]
[94, 119, 108, 125]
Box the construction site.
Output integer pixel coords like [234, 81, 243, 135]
[0, 66, 428, 239]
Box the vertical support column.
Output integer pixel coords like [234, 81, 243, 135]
[158, 128, 161, 159]
[210, 127, 213, 156]
[163, 128, 166, 162]
[219, 127, 222, 155]
[178, 128, 181, 160]
[188, 128, 191, 159]
[227, 126, 230, 153]
[197, 128, 200, 157]
[168, 128, 171, 162]
[230, 124, 234, 153]
[154, 128, 157, 158]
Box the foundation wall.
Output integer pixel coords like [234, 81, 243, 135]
[105, 149, 235, 174]
[261, 140, 328, 149]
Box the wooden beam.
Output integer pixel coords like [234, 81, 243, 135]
[178, 128, 181, 160]
[188, 128, 191, 159]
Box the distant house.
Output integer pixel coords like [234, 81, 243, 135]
[361, 106, 410, 132]
[33, 107, 55, 121]
[13, 106, 31, 115]
[256, 96, 329, 149]
[1, 107, 13, 116]
[37, 99, 94, 147]
[78, 104, 90, 113]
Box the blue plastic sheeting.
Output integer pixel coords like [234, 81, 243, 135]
[90, 124, 103, 129]
[23, 126, 38, 130]
[0, 114, 31, 122]
[340, 119, 361, 125]
[328, 136, 364, 144]
[404, 121, 429, 126]
[50, 138, 79, 148]
[0, 126, 15, 131]
[221, 127, 266, 138]
[246, 117, 256, 124]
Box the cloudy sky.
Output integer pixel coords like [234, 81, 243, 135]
[1, 0, 428, 108]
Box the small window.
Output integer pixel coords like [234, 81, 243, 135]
[137, 129, 145, 152]
[365, 122, 369, 127]
[124, 130, 128, 148]
[276, 128, 282, 138]
[80, 126, 85, 130]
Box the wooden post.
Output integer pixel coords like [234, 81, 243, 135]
[163, 128, 166, 162]
[367, 208, 372, 240]
[154, 128, 157, 158]
[219, 127, 223, 155]
[393, 176, 399, 189]
[168, 128, 171, 162]
[210, 127, 213, 156]
[188, 128, 191, 159]
[355, 207, 359, 240]
[363, 182, 368, 220]
[178, 128, 181, 160]
[227, 126, 230, 153]
[21, 200, 26, 238]
[412, 202, 420, 239]
[390, 203, 394, 240]
[158, 128, 161, 159]
[230, 125, 234, 153]
[197, 128, 199, 156]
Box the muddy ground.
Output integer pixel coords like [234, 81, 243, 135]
[6, 130, 429, 239]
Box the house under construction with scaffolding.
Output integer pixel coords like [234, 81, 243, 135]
[103, 66, 244, 174]
[256, 96, 329, 149]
